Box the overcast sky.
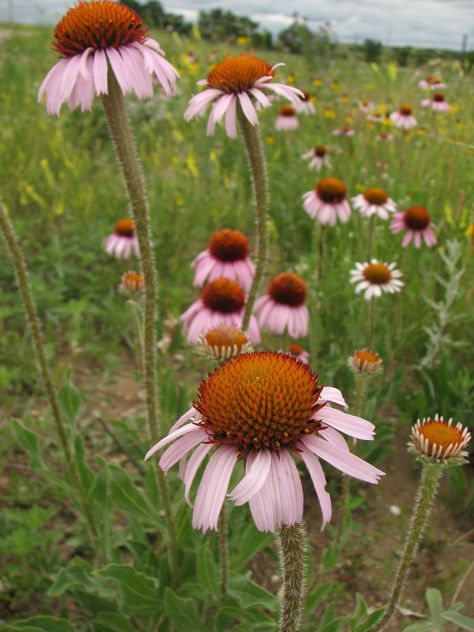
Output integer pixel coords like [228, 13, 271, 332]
[3, 0, 473, 50]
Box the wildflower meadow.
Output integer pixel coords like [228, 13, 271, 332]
[0, 3, 473, 631]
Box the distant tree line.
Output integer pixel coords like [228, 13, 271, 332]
[120, 0, 474, 70]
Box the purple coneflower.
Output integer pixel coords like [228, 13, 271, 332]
[145, 351, 384, 532]
[180, 278, 260, 344]
[303, 178, 352, 226]
[301, 145, 332, 171]
[274, 104, 299, 131]
[390, 105, 417, 130]
[38, 0, 178, 115]
[352, 187, 397, 220]
[184, 54, 302, 138]
[104, 219, 140, 259]
[390, 206, 437, 248]
[254, 272, 309, 339]
[192, 229, 255, 290]
[350, 260, 403, 300]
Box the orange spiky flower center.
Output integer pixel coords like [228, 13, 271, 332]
[121, 271, 144, 291]
[417, 420, 463, 450]
[208, 229, 249, 262]
[279, 104, 296, 117]
[204, 325, 249, 350]
[268, 272, 307, 307]
[207, 54, 274, 93]
[426, 75, 441, 85]
[194, 351, 324, 454]
[404, 206, 431, 231]
[200, 278, 245, 313]
[316, 177, 347, 204]
[114, 218, 135, 237]
[433, 93, 445, 102]
[314, 145, 327, 157]
[399, 104, 413, 116]
[53, 0, 147, 58]
[363, 263, 392, 285]
[354, 349, 381, 365]
[364, 187, 388, 205]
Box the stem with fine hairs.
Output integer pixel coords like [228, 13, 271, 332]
[101, 71, 177, 578]
[237, 106, 269, 331]
[279, 523, 307, 632]
[0, 199, 98, 549]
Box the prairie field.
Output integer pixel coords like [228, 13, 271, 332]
[0, 20, 473, 632]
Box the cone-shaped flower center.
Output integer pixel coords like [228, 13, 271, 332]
[316, 178, 347, 204]
[418, 420, 463, 450]
[121, 271, 143, 291]
[208, 229, 249, 262]
[201, 278, 245, 313]
[268, 272, 307, 307]
[426, 75, 441, 85]
[354, 349, 381, 365]
[207, 54, 274, 93]
[404, 206, 431, 230]
[363, 263, 392, 285]
[363, 187, 388, 205]
[399, 104, 413, 116]
[204, 325, 249, 350]
[288, 343, 305, 356]
[314, 145, 327, 157]
[433, 93, 445, 102]
[299, 90, 311, 102]
[114, 219, 135, 237]
[194, 351, 323, 454]
[279, 104, 296, 117]
[53, 0, 147, 57]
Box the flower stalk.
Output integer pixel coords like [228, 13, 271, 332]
[219, 504, 229, 596]
[101, 70, 177, 576]
[370, 462, 444, 631]
[237, 106, 269, 330]
[279, 523, 307, 632]
[0, 199, 98, 548]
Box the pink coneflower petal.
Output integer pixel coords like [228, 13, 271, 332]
[183, 443, 214, 506]
[320, 386, 347, 408]
[169, 406, 201, 433]
[299, 443, 332, 527]
[238, 91, 258, 125]
[159, 427, 208, 472]
[302, 434, 384, 484]
[318, 405, 375, 440]
[145, 422, 198, 461]
[192, 446, 238, 531]
[228, 449, 272, 505]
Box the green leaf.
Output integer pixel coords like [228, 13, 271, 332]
[442, 611, 474, 631]
[195, 542, 218, 598]
[58, 379, 82, 425]
[231, 524, 274, 568]
[321, 544, 339, 570]
[48, 558, 100, 597]
[163, 588, 207, 632]
[96, 564, 161, 615]
[355, 608, 385, 631]
[402, 623, 437, 632]
[228, 573, 277, 612]
[106, 464, 158, 523]
[354, 593, 368, 619]
[304, 582, 333, 614]
[92, 613, 137, 632]
[10, 419, 45, 469]
[3, 616, 74, 631]
[74, 435, 95, 495]
[425, 587, 443, 622]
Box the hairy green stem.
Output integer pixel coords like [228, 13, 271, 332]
[101, 72, 177, 577]
[0, 199, 98, 547]
[237, 107, 269, 331]
[370, 463, 444, 631]
[368, 299, 376, 349]
[279, 523, 307, 632]
[219, 504, 228, 596]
